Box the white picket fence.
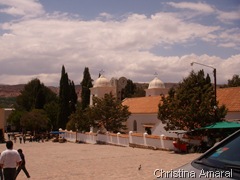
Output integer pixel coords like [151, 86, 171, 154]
[60, 130, 178, 151]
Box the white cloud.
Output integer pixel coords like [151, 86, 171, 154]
[0, 1, 239, 86]
[0, 0, 44, 18]
[167, 2, 215, 14]
[218, 28, 240, 49]
[98, 12, 113, 20]
[217, 10, 240, 23]
[167, 1, 240, 25]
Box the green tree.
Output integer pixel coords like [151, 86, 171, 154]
[121, 79, 136, 100]
[80, 67, 93, 110]
[69, 80, 78, 113]
[133, 83, 147, 97]
[66, 103, 93, 132]
[228, 74, 240, 87]
[58, 65, 71, 129]
[20, 109, 49, 132]
[16, 78, 57, 111]
[158, 70, 227, 131]
[90, 93, 131, 133]
[44, 101, 59, 131]
[7, 110, 26, 131]
[58, 65, 77, 129]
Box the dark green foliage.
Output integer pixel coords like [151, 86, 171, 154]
[44, 101, 59, 131]
[67, 103, 93, 132]
[121, 80, 146, 99]
[158, 70, 227, 131]
[8, 79, 58, 132]
[69, 81, 78, 113]
[90, 93, 131, 132]
[58, 65, 70, 129]
[121, 79, 136, 100]
[132, 84, 146, 97]
[80, 67, 93, 110]
[0, 97, 16, 108]
[7, 110, 26, 131]
[58, 65, 78, 129]
[16, 78, 57, 111]
[20, 109, 49, 131]
[228, 74, 240, 87]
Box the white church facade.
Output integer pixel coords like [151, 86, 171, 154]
[90, 74, 177, 137]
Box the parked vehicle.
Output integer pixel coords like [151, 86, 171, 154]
[156, 129, 240, 179]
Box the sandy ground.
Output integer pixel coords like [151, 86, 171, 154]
[0, 138, 201, 180]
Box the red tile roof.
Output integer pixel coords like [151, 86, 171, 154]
[122, 87, 240, 114]
[122, 96, 162, 114]
[217, 87, 240, 112]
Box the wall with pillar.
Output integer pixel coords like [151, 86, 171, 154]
[60, 130, 189, 151]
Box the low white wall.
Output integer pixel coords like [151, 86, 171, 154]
[61, 130, 181, 151]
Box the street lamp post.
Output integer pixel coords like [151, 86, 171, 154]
[190, 62, 217, 119]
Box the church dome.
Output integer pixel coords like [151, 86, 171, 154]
[94, 75, 110, 87]
[148, 77, 165, 89]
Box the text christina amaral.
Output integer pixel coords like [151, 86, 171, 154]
[154, 169, 233, 178]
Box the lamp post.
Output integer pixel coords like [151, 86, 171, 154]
[190, 62, 217, 119]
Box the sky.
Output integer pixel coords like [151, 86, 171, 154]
[0, 0, 239, 86]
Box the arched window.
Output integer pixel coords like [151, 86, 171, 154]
[133, 120, 137, 132]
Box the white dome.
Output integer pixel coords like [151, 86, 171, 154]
[148, 77, 165, 89]
[94, 75, 110, 87]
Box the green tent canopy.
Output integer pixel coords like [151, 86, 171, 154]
[201, 121, 240, 129]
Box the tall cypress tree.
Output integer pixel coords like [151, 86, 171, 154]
[69, 80, 78, 113]
[58, 66, 78, 129]
[58, 65, 71, 129]
[81, 67, 93, 110]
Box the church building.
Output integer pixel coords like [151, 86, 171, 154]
[122, 76, 177, 136]
[89, 74, 240, 136]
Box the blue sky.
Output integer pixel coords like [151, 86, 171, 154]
[0, 0, 239, 86]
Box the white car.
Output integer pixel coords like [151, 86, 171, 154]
[156, 129, 240, 179]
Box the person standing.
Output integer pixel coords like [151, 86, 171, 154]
[0, 141, 22, 180]
[16, 149, 30, 178]
[19, 136, 22, 144]
[23, 135, 26, 143]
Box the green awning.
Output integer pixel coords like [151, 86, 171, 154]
[201, 121, 240, 129]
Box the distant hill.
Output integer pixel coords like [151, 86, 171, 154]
[0, 84, 83, 98]
[0, 84, 25, 97]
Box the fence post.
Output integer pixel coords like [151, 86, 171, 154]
[129, 131, 133, 144]
[117, 132, 121, 145]
[143, 132, 148, 146]
[160, 134, 165, 149]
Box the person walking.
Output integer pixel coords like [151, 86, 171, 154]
[16, 149, 30, 179]
[0, 140, 22, 180]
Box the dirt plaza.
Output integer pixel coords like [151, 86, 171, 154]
[0, 140, 200, 180]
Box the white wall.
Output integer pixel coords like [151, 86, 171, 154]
[62, 130, 178, 151]
[127, 113, 177, 137]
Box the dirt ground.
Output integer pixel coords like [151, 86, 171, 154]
[0, 139, 201, 180]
